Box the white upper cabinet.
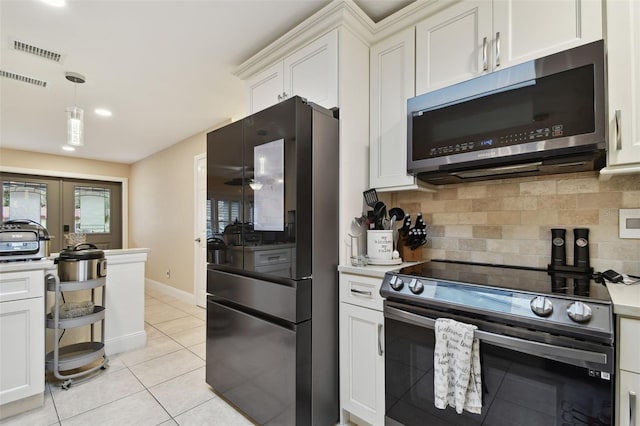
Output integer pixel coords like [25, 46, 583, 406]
[284, 30, 338, 110]
[416, 1, 492, 94]
[246, 62, 284, 115]
[371, 27, 429, 191]
[601, 0, 640, 174]
[492, 0, 602, 70]
[245, 30, 338, 114]
[416, 0, 602, 95]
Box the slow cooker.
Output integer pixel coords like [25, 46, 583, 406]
[56, 243, 107, 282]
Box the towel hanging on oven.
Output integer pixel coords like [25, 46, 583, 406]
[433, 318, 482, 415]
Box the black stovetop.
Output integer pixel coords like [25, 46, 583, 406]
[395, 259, 611, 302]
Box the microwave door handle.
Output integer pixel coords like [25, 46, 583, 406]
[482, 37, 488, 71]
[384, 306, 608, 369]
[495, 32, 501, 68]
[615, 109, 622, 150]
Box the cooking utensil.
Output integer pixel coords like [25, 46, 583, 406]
[363, 188, 378, 208]
[372, 201, 387, 230]
[388, 207, 405, 221]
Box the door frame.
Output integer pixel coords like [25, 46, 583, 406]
[194, 153, 207, 308]
[0, 166, 129, 249]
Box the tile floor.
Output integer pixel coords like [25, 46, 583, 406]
[0, 289, 254, 426]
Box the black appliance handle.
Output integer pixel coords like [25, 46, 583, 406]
[384, 305, 609, 370]
[71, 243, 98, 251]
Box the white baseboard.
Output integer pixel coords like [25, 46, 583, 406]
[105, 331, 147, 356]
[145, 278, 195, 305]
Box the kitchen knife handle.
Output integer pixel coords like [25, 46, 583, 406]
[495, 32, 501, 68]
[377, 323, 384, 356]
[615, 109, 622, 150]
[482, 37, 488, 71]
[631, 391, 637, 426]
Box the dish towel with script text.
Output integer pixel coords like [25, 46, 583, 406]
[433, 318, 482, 414]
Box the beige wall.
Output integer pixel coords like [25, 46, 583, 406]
[129, 121, 228, 295]
[0, 148, 130, 179]
[382, 172, 640, 275]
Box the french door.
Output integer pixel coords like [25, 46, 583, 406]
[1, 173, 122, 253]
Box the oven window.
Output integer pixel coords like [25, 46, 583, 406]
[385, 317, 613, 426]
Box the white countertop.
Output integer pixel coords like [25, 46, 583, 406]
[0, 258, 55, 273]
[607, 282, 640, 318]
[338, 261, 421, 278]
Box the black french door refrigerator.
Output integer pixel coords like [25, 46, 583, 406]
[205, 96, 339, 425]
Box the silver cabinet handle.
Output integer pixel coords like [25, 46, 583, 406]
[615, 109, 622, 150]
[495, 32, 501, 68]
[277, 94, 283, 101]
[631, 391, 637, 426]
[194, 237, 201, 242]
[350, 288, 372, 296]
[482, 37, 488, 71]
[377, 323, 384, 356]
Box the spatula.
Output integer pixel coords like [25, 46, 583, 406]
[363, 188, 378, 208]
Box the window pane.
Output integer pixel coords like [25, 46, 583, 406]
[2, 181, 48, 227]
[74, 186, 111, 233]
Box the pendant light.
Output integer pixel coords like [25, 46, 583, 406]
[65, 71, 85, 146]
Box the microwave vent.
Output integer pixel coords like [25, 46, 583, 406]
[0, 70, 47, 88]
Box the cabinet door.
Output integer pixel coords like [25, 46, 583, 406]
[0, 297, 44, 405]
[415, 1, 491, 95]
[246, 62, 284, 114]
[492, 0, 602, 70]
[606, 0, 640, 167]
[284, 30, 338, 109]
[370, 27, 418, 190]
[618, 370, 640, 426]
[339, 303, 384, 426]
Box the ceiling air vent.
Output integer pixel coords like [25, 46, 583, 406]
[12, 39, 63, 63]
[0, 70, 47, 87]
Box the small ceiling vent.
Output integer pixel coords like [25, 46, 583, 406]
[0, 70, 47, 87]
[12, 39, 63, 63]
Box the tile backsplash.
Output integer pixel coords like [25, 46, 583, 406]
[383, 172, 640, 275]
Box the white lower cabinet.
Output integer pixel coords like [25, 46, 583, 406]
[618, 317, 640, 426]
[0, 269, 46, 407]
[618, 370, 640, 426]
[340, 272, 385, 426]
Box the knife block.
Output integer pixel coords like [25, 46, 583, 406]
[398, 235, 423, 262]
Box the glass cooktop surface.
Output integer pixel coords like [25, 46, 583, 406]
[395, 260, 611, 302]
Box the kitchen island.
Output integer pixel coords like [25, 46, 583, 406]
[0, 248, 149, 419]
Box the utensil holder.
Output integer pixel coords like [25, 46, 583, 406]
[367, 230, 393, 260]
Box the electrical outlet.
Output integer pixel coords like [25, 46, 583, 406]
[165, 269, 171, 279]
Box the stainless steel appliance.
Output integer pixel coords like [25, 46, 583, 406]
[206, 96, 339, 425]
[55, 243, 107, 282]
[381, 260, 614, 426]
[407, 40, 606, 184]
[0, 219, 50, 261]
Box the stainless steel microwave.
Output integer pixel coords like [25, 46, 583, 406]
[407, 40, 606, 184]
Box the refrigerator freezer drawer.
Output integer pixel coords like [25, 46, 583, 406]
[207, 267, 311, 323]
[206, 298, 311, 425]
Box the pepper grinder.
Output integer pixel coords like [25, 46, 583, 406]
[573, 228, 590, 296]
[573, 228, 590, 270]
[550, 228, 567, 291]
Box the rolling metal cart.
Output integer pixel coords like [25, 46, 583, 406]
[45, 272, 108, 389]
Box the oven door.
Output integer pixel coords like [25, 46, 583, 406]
[384, 301, 614, 426]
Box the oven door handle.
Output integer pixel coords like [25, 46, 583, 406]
[385, 306, 609, 369]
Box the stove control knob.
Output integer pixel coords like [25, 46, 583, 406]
[530, 296, 553, 317]
[408, 279, 424, 295]
[389, 275, 404, 291]
[567, 301, 592, 323]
